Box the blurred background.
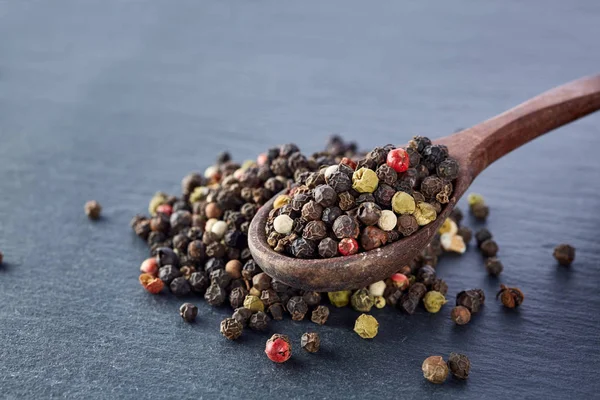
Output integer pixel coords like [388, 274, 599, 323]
[0, 1, 599, 399]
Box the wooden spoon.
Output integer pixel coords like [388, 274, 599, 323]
[248, 74, 600, 292]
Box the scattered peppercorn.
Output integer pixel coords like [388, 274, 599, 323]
[84, 200, 102, 220]
[485, 257, 503, 276]
[456, 289, 485, 314]
[301, 332, 321, 353]
[265, 334, 292, 363]
[139, 273, 164, 294]
[422, 356, 449, 384]
[287, 296, 308, 321]
[450, 306, 471, 325]
[179, 303, 198, 322]
[447, 353, 470, 380]
[480, 239, 499, 257]
[311, 305, 330, 325]
[354, 314, 379, 339]
[351, 288, 374, 312]
[471, 203, 489, 220]
[220, 317, 243, 340]
[553, 244, 575, 266]
[496, 284, 524, 308]
[423, 291, 447, 313]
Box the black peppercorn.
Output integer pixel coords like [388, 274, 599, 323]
[302, 291, 321, 307]
[252, 272, 272, 291]
[249, 311, 270, 331]
[553, 244, 575, 266]
[457, 227, 472, 244]
[232, 307, 253, 327]
[420, 176, 444, 199]
[205, 283, 227, 306]
[150, 214, 170, 234]
[408, 135, 432, 152]
[189, 271, 209, 294]
[332, 215, 359, 239]
[406, 147, 421, 167]
[421, 144, 448, 171]
[374, 183, 395, 207]
[158, 265, 181, 284]
[170, 277, 191, 296]
[303, 220, 328, 241]
[321, 206, 342, 225]
[290, 238, 316, 258]
[220, 317, 243, 340]
[205, 257, 226, 275]
[417, 265, 436, 286]
[170, 210, 192, 234]
[326, 170, 352, 193]
[301, 200, 324, 221]
[456, 289, 485, 314]
[267, 303, 285, 321]
[436, 158, 460, 181]
[360, 226, 388, 251]
[206, 242, 226, 259]
[84, 200, 102, 220]
[376, 164, 397, 186]
[156, 247, 179, 268]
[357, 202, 381, 226]
[260, 289, 280, 307]
[480, 239, 499, 257]
[447, 353, 470, 380]
[229, 286, 248, 309]
[301, 332, 321, 353]
[399, 294, 419, 314]
[475, 228, 493, 247]
[314, 185, 338, 207]
[431, 278, 448, 295]
[485, 257, 503, 276]
[449, 208, 463, 225]
[210, 268, 232, 288]
[287, 296, 309, 321]
[318, 237, 338, 258]
[397, 214, 419, 237]
[271, 278, 290, 293]
[311, 305, 330, 325]
[179, 303, 198, 322]
[471, 203, 489, 220]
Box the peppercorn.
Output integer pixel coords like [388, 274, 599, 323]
[553, 244, 575, 266]
[170, 276, 191, 296]
[417, 265, 436, 286]
[420, 176, 443, 200]
[368, 280, 386, 297]
[303, 221, 328, 241]
[179, 303, 198, 322]
[360, 226, 388, 251]
[140, 257, 158, 275]
[474, 229, 492, 247]
[313, 185, 337, 207]
[150, 213, 170, 234]
[337, 191, 356, 211]
[139, 273, 164, 294]
[326, 170, 352, 193]
[376, 164, 398, 186]
[423, 291, 447, 313]
[156, 247, 179, 268]
[286, 296, 308, 321]
[357, 202, 381, 226]
[352, 168, 379, 193]
[485, 257, 503, 276]
[321, 206, 342, 226]
[449, 208, 463, 225]
[273, 214, 294, 235]
[301, 332, 321, 353]
[158, 265, 180, 285]
[451, 306, 471, 325]
[391, 191, 415, 215]
[350, 288, 374, 312]
[456, 289, 485, 313]
[265, 334, 292, 363]
[457, 227, 472, 245]
[318, 237, 338, 258]
[332, 215, 359, 239]
[467, 193, 485, 206]
[249, 311, 270, 331]
[408, 135, 432, 152]
[84, 200, 102, 220]
[311, 305, 330, 325]
[397, 214, 419, 237]
[251, 272, 271, 291]
[471, 203, 489, 220]
[386, 148, 410, 173]
[244, 295, 265, 312]
[210, 268, 232, 288]
[480, 239, 499, 257]
[354, 314, 379, 339]
[448, 353, 471, 380]
[413, 202, 437, 226]
[205, 258, 225, 275]
[436, 158, 460, 180]
[374, 183, 395, 207]
[440, 233, 466, 254]
[232, 307, 253, 327]
[328, 291, 351, 307]
[422, 356, 449, 384]
[422, 145, 448, 171]
[496, 284, 524, 308]
[204, 283, 226, 306]
[267, 303, 284, 321]
[438, 218, 458, 235]
[338, 237, 359, 256]
[188, 271, 209, 294]
[229, 286, 248, 309]
[220, 317, 243, 340]
[290, 238, 316, 258]
[302, 291, 321, 307]
[431, 278, 448, 295]
[301, 200, 323, 222]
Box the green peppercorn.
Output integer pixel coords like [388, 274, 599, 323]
[423, 291, 447, 313]
[244, 295, 265, 312]
[148, 192, 168, 216]
[328, 291, 351, 307]
[391, 191, 416, 215]
[354, 314, 379, 339]
[413, 202, 437, 226]
[352, 167, 379, 193]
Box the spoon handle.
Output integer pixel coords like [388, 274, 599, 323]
[437, 74, 600, 180]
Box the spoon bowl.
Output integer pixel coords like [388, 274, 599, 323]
[248, 74, 600, 291]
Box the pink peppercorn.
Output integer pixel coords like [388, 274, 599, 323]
[338, 238, 359, 256]
[391, 273, 410, 290]
[340, 157, 357, 170]
[140, 257, 158, 275]
[386, 148, 410, 173]
[265, 334, 292, 363]
[156, 204, 173, 216]
[257, 153, 269, 166]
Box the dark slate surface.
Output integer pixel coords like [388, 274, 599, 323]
[1, 1, 599, 399]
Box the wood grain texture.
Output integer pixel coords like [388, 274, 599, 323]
[0, 1, 599, 399]
[248, 74, 600, 291]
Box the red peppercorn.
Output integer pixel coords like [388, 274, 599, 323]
[139, 273, 164, 294]
[391, 273, 410, 290]
[140, 257, 158, 275]
[338, 238, 359, 256]
[386, 148, 410, 173]
[156, 204, 173, 216]
[340, 157, 357, 170]
[257, 152, 269, 166]
[265, 334, 292, 363]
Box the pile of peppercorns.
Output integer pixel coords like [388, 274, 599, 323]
[264, 136, 460, 258]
